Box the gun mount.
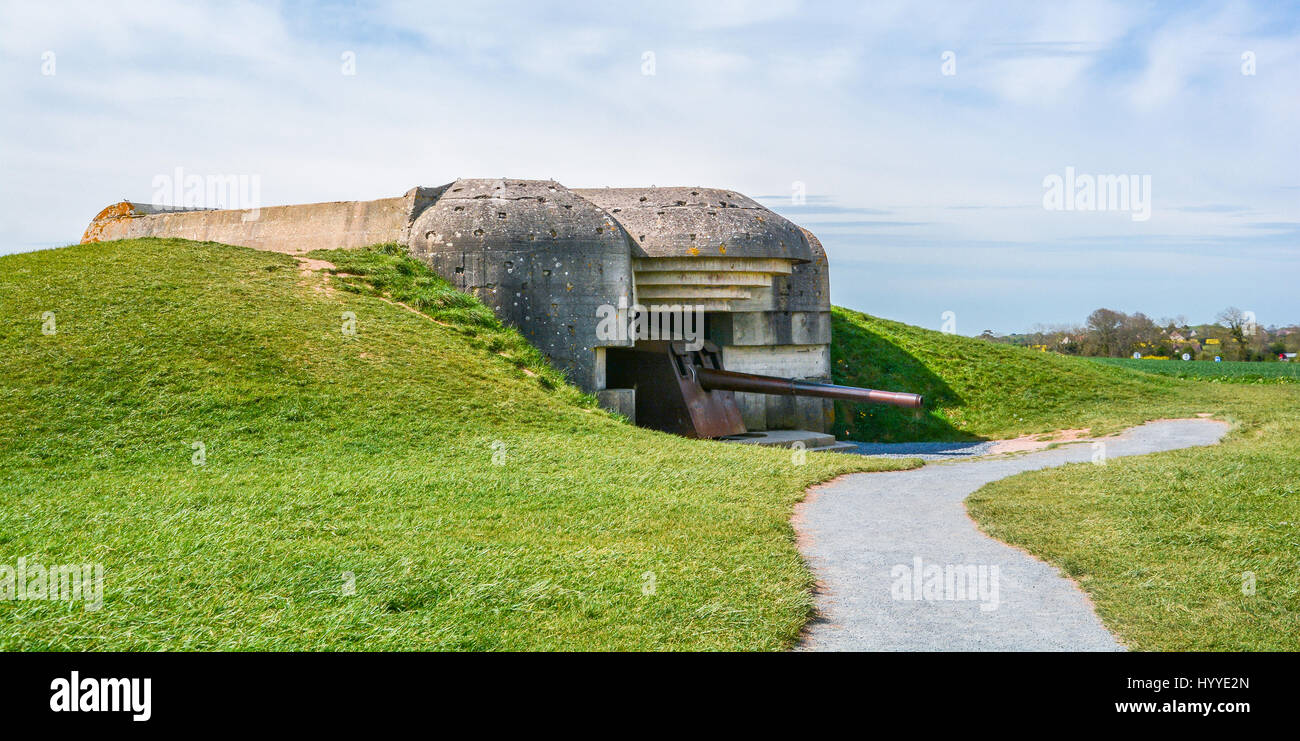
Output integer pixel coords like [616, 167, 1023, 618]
[605, 340, 923, 439]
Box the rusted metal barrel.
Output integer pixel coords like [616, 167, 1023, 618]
[693, 367, 923, 409]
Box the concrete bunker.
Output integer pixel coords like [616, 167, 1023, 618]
[83, 178, 920, 446]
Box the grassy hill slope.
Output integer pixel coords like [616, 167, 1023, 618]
[832, 307, 1206, 442]
[0, 238, 910, 651]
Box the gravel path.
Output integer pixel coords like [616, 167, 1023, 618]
[838, 440, 995, 460]
[795, 419, 1230, 651]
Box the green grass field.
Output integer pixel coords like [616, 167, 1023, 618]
[1088, 356, 1300, 384]
[0, 238, 913, 650]
[2, 238, 1295, 650]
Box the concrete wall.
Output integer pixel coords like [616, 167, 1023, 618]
[718, 344, 833, 431]
[407, 179, 634, 392]
[705, 229, 835, 432]
[81, 187, 446, 255]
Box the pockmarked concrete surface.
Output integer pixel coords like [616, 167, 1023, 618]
[795, 419, 1230, 651]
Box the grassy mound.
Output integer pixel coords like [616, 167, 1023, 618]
[0, 238, 911, 651]
[831, 307, 1201, 442]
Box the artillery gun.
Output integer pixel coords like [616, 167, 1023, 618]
[605, 340, 923, 439]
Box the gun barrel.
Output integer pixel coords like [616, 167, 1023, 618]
[692, 367, 923, 409]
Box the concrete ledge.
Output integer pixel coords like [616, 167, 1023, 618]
[596, 388, 636, 423]
[717, 429, 851, 450]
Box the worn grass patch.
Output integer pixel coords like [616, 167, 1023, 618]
[0, 238, 914, 651]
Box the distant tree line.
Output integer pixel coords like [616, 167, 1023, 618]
[985, 307, 1299, 361]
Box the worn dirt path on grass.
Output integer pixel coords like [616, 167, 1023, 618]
[795, 418, 1230, 651]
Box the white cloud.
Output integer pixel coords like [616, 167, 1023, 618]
[1, 0, 1295, 330]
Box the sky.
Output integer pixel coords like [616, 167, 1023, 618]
[1, 0, 1296, 335]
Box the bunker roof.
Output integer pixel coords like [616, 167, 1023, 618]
[572, 187, 813, 263]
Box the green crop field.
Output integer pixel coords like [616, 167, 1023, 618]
[1088, 356, 1300, 384]
[2, 238, 1295, 650]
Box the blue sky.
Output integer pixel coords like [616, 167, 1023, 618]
[2, 0, 1296, 334]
